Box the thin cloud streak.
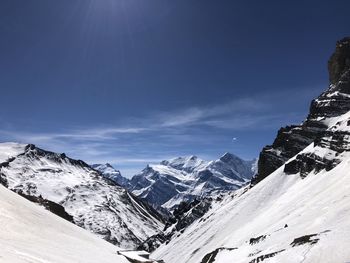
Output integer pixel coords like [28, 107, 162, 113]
[0, 89, 317, 177]
[0, 89, 315, 144]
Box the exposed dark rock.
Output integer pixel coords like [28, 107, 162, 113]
[284, 152, 341, 178]
[253, 37, 350, 184]
[0, 157, 17, 187]
[137, 233, 169, 252]
[200, 247, 238, 263]
[249, 235, 267, 245]
[248, 249, 285, 263]
[290, 234, 319, 247]
[23, 144, 91, 169]
[15, 190, 74, 223]
[328, 37, 350, 84]
[0, 172, 8, 187]
[174, 199, 212, 232]
[252, 122, 325, 184]
[139, 198, 212, 252]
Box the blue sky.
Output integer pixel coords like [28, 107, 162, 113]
[1, 0, 350, 177]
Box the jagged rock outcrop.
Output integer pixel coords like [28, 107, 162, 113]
[328, 37, 350, 84]
[152, 38, 350, 263]
[253, 37, 350, 184]
[138, 197, 213, 252]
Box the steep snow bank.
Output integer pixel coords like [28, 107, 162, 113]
[0, 184, 129, 263]
[152, 141, 350, 262]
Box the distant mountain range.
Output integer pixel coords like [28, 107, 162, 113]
[0, 141, 255, 253]
[151, 37, 350, 263]
[93, 153, 256, 212]
[2, 37, 350, 263]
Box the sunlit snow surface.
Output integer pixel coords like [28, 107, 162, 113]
[0, 142, 26, 163]
[0, 184, 129, 263]
[130, 154, 255, 211]
[0, 144, 164, 249]
[152, 112, 350, 263]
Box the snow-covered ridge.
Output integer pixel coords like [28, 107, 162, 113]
[128, 153, 255, 212]
[152, 37, 350, 263]
[153, 124, 350, 262]
[0, 183, 130, 263]
[255, 36, 350, 184]
[0, 143, 164, 250]
[91, 163, 130, 187]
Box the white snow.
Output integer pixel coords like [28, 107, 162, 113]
[131, 154, 254, 211]
[0, 144, 164, 249]
[0, 142, 26, 163]
[152, 112, 350, 263]
[118, 251, 152, 262]
[0, 184, 129, 263]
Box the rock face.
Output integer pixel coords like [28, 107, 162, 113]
[128, 153, 255, 212]
[149, 38, 350, 263]
[254, 37, 350, 184]
[0, 143, 164, 249]
[139, 196, 214, 252]
[328, 37, 350, 84]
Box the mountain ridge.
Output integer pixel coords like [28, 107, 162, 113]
[126, 153, 255, 212]
[151, 36, 350, 263]
[253, 37, 350, 184]
[0, 142, 164, 250]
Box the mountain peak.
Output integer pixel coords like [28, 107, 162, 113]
[255, 36, 350, 184]
[91, 163, 130, 188]
[328, 36, 350, 84]
[219, 152, 240, 163]
[105, 163, 114, 168]
[188, 155, 198, 160]
[159, 155, 206, 173]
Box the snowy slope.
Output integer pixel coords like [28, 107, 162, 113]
[129, 154, 255, 211]
[0, 142, 26, 162]
[0, 144, 164, 249]
[152, 40, 350, 263]
[0, 183, 130, 263]
[152, 143, 350, 262]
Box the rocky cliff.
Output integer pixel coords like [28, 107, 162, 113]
[253, 37, 350, 184]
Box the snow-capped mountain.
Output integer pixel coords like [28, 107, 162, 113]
[152, 37, 350, 263]
[91, 163, 130, 187]
[0, 183, 132, 263]
[128, 154, 255, 212]
[0, 143, 164, 250]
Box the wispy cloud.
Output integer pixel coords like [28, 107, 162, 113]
[0, 89, 318, 177]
